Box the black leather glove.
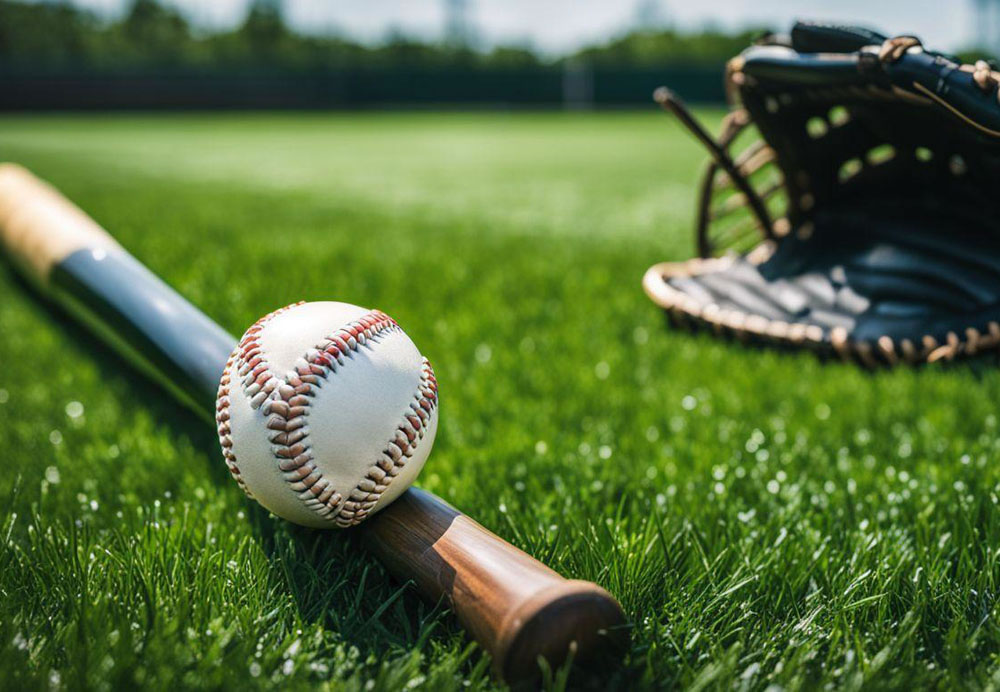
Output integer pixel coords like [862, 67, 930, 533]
[643, 21, 1000, 366]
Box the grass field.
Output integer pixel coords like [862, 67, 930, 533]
[3, 111, 1000, 690]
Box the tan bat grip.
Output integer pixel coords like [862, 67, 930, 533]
[0, 163, 123, 282]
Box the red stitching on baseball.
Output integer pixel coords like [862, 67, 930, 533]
[217, 349, 253, 498]
[215, 302, 438, 526]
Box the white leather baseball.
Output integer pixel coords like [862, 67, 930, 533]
[216, 301, 439, 528]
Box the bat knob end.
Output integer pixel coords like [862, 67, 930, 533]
[493, 580, 628, 684]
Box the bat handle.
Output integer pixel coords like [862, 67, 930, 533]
[363, 488, 627, 681]
[0, 163, 236, 413]
[0, 163, 124, 284]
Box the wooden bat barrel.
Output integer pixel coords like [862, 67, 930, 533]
[0, 163, 627, 682]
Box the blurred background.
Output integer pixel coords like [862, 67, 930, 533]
[1, 0, 996, 110]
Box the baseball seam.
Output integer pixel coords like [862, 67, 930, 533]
[217, 349, 253, 499]
[216, 302, 438, 526]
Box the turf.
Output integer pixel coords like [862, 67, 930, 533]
[2, 111, 1000, 690]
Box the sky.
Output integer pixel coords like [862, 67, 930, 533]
[66, 1, 987, 55]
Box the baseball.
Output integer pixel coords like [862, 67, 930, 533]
[216, 301, 439, 528]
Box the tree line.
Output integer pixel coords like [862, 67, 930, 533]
[0, 0, 764, 72]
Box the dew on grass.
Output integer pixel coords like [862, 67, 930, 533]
[595, 361, 610, 379]
[685, 631, 701, 650]
[645, 426, 659, 442]
[681, 395, 697, 411]
[474, 343, 492, 364]
[767, 480, 780, 494]
[741, 662, 761, 680]
[853, 429, 871, 446]
[49, 430, 63, 445]
[45, 466, 61, 484]
[815, 403, 831, 420]
[534, 440, 547, 455]
[598, 445, 612, 459]
[65, 401, 84, 418]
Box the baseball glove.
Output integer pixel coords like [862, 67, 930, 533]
[643, 21, 1000, 366]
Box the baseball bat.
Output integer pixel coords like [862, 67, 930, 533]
[0, 164, 626, 682]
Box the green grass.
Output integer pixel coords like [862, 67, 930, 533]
[2, 111, 1000, 690]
